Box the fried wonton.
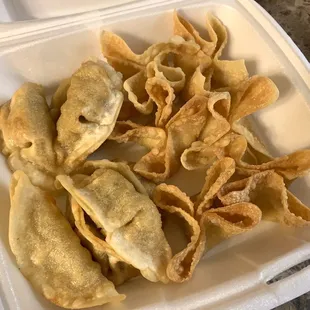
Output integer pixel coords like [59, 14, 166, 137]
[110, 95, 210, 182]
[55, 60, 124, 173]
[218, 170, 310, 227]
[181, 75, 279, 171]
[9, 171, 124, 309]
[173, 11, 248, 88]
[56, 160, 172, 283]
[153, 179, 262, 281]
[0, 83, 58, 190]
[181, 132, 247, 170]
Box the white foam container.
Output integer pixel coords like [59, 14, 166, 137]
[0, 0, 310, 309]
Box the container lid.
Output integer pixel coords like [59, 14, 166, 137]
[0, 0, 140, 21]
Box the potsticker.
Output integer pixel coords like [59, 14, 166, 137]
[218, 170, 310, 226]
[9, 171, 123, 309]
[0, 83, 58, 190]
[57, 160, 172, 283]
[55, 60, 123, 173]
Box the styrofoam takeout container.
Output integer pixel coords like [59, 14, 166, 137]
[0, 0, 310, 309]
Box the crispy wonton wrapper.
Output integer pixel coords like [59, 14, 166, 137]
[153, 184, 201, 282]
[70, 198, 139, 286]
[146, 51, 186, 93]
[123, 70, 154, 115]
[228, 75, 279, 157]
[199, 91, 231, 145]
[173, 11, 217, 57]
[218, 170, 310, 226]
[109, 95, 210, 182]
[9, 171, 123, 309]
[236, 150, 310, 180]
[200, 203, 262, 249]
[181, 132, 247, 170]
[174, 11, 248, 88]
[55, 60, 123, 173]
[195, 157, 236, 219]
[0, 83, 58, 190]
[182, 63, 213, 101]
[136, 95, 210, 181]
[101, 32, 200, 79]
[181, 76, 279, 171]
[57, 160, 172, 283]
[145, 77, 175, 127]
[153, 181, 262, 281]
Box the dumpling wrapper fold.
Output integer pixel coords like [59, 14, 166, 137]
[70, 198, 139, 286]
[55, 60, 123, 173]
[9, 170, 123, 309]
[50, 78, 71, 121]
[56, 160, 172, 283]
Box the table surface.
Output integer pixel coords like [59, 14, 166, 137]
[256, 0, 310, 61]
[255, 1, 309, 309]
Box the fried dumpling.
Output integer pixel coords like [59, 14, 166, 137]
[9, 170, 124, 309]
[55, 60, 124, 173]
[0, 83, 57, 190]
[57, 160, 172, 283]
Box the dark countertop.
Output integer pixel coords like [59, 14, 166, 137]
[255, 1, 309, 309]
[256, 0, 310, 61]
